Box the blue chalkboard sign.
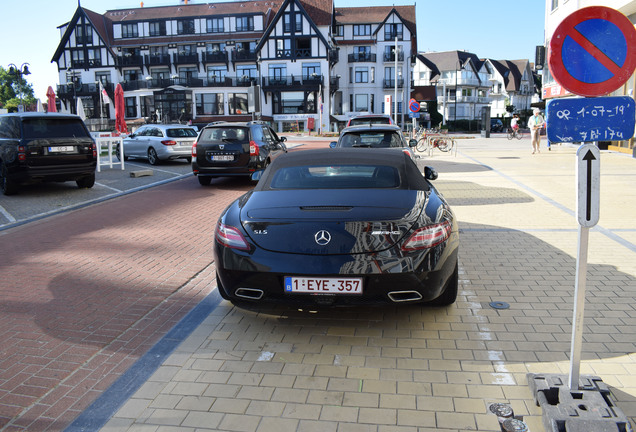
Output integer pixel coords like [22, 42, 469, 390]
[547, 96, 635, 143]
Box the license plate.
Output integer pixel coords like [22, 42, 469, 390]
[284, 276, 363, 294]
[48, 146, 74, 153]
[212, 155, 234, 161]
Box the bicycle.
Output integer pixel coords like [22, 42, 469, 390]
[430, 137, 453, 152]
[415, 127, 443, 152]
[507, 127, 523, 140]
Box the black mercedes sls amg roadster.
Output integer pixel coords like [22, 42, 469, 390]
[214, 148, 459, 307]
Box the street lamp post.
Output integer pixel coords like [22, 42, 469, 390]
[8, 63, 31, 112]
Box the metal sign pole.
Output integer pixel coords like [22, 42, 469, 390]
[569, 224, 589, 390]
[569, 142, 600, 390]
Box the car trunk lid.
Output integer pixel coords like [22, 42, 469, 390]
[240, 190, 425, 255]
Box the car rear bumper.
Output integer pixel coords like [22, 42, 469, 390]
[215, 237, 459, 306]
[7, 163, 96, 184]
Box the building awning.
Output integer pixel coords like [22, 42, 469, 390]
[411, 86, 437, 101]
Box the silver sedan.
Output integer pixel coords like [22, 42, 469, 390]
[120, 124, 198, 165]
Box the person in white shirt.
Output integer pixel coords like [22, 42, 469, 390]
[528, 108, 545, 154]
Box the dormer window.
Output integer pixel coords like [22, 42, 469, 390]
[353, 25, 371, 37]
[121, 23, 138, 38]
[207, 18, 224, 33]
[236, 16, 254, 32]
[149, 21, 166, 37]
[177, 19, 195, 35]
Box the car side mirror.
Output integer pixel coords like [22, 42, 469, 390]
[280, 136, 287, 142]
[129, 133, 136, 138]
[424, 166, 438, 181]
[329, 142, 336, 148]
[251, 170, 264, 182]
[409, 139, 418, 147]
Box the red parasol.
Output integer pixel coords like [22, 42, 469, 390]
[114, 83, 128, 134]
[46, 86, 57, 112]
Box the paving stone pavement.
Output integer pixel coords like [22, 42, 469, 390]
[2, 135, 636, 431]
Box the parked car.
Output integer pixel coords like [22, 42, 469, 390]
[119, 124, 198, 165]
[346, 114, 393, 127]
[0, 112, 97, 195]
[330, 124, 417, 158]
[192, 121, 287, 186]
[214, 148, 459, 307]
[490, 118, 504, 133]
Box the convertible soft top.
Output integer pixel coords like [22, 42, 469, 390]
[254, 148, 430, 191]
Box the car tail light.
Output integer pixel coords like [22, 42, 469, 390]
[91, 143, 97, 157]
[161, 140, 177, 146]
[250, 140, 259, 156]
[215, 222, 250, 250]
[401, 221, 451, 251]
[18, 145, 26, 161]
[192, 142, 197, 157]
[402, 149, 412, 158]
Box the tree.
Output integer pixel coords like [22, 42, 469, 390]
[0, 66, 37, 112]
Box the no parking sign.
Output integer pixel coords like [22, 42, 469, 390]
[549, 6, 636, 96]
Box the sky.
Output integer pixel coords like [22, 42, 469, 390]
[0, 0, 546, 101]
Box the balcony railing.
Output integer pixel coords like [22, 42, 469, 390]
[262, 74, 323, 89]
[382, 78, 404, 89]
[146, 54, 171, 66]
[173, 52, 199, 65]
[117, 55, 144, 68]
[330, 75, 340, 92]
[383, 52, 404, 62]
[348, 53, 377, 63]
[57, 82, 113, 98]
[232, 49, 257, 62]
[202, 51, 228, 63]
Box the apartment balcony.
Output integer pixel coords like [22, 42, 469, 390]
[329, 48, 339, 65]
[57, 82, 113, 99]
[123, 76, 203, 91]
[202, 51, 229, 64]
[383, 52, 404, 62]
[348, 53, 377, 63]
[262, 74, 323, 90]
[232, 49, 257, 62]
[382, 78, 404, 89]
[330, 75, 340, 92]
[203, 76, 233, 87]
[117, 54, 144, 68]
[146, 54, 171, 67]
[173, 52, 199, 65]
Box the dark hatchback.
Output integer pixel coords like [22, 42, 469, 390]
[0, 113, 97, 195]
[192, 121, 287, 185]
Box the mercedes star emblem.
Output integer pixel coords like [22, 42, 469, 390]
[314, 230, 331, 246]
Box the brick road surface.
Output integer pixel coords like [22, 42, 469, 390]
[2, 135, 636, 432]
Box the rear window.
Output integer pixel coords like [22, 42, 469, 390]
[349, 117, 391, 126]
[339, 132, 403, 149]
[199, 127, 248, 142]
[166, 128, 198, 138]
[22, 118, 90, 139]
[269, 164, 400, 189]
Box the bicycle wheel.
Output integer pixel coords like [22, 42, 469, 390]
[516, 131, 523, 140]
[437, 139, 452, 152]
[416, 139, 427, 152]
[507, 130, 514, 140]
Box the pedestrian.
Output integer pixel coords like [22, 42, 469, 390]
[528, 108, 545, 154]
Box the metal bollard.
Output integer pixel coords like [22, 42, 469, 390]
[488, 403, 530, 432]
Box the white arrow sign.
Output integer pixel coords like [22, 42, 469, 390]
[576, 144, 600, 227]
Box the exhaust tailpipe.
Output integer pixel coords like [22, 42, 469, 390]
[235, 288, 264, 300]
[388, 290, 423, 302]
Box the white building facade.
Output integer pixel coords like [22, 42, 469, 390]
[51, 0, 417, 133]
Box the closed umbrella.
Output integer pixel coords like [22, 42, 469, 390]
[76, 98, 86, 120]
[114, 83, 128, 134]
[46, 86, 57, 112]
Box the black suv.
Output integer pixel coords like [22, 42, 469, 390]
[0, 113, 97, 195]
[192, 121, 287, 185]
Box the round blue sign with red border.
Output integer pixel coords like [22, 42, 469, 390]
[409, 99, 419, 113]
[549, 6, 636, 97]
